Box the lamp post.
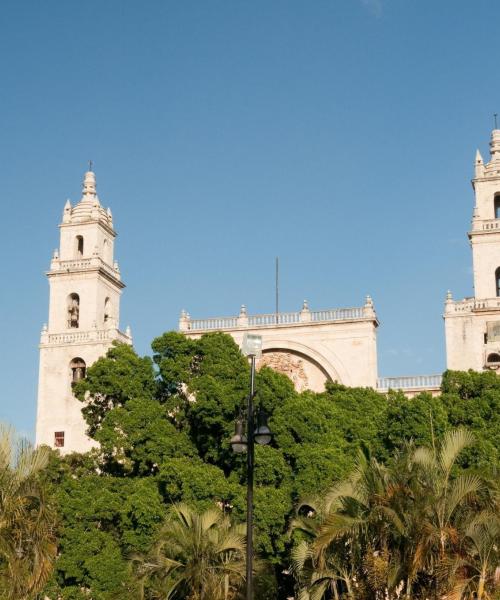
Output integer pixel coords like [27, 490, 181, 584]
[230, 333, 273, 600]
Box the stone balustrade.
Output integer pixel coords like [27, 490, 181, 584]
[188, 317, 239, 331]
[248, 312, 301, 326]
[311, 307, 364, 321]
[49, 257, 120, 279]
[182, 303, 372, 332]
[377, 374, 442, 391]
[42, 328, 131, 346]
[446, 297, 500, 313]
[472, 297, 500, 310]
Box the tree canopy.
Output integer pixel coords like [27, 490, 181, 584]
[43, 333, 500, 599]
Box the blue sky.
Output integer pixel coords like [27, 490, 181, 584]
[1, 0, 498, 437]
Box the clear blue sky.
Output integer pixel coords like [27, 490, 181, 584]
[0, 0, 498, 438]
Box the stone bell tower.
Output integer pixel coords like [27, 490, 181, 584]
[36, 169, 132, 454]
[445, 129, 500, 371]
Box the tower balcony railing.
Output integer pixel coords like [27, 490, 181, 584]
[377, 374, 442, 391]
[49, 256, 121, 279]
[446, 297, 500, 313]
[41, 327, 131, 346]
[180, 302, 375, 332]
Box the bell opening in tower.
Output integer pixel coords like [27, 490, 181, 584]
[67, 293, 80, 328]
[76, 235, 84, 257]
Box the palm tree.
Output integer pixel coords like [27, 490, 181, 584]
[410, 428, 484, 595]
[290, 429, 498, 600]
[134, 503, 246, 600]
[0, 425, 57, 599]
[444, 511, 500, 600]
[291, 449, 408, 600]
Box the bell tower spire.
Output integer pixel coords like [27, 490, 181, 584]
[36, 168, 132, 454]
[489, 128, 500, 162]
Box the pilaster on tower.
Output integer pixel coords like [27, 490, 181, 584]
[36, 168, 132, 454]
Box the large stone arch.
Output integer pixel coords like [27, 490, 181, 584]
[258, 338, 349, 392]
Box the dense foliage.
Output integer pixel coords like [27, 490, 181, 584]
[133, 503, 246, 600]
[291, 429, 499, 600]
[40, 332, 500, 599]
[0, 426, 57, 599]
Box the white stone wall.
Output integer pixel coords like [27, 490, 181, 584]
[471, 231, 500, 299]
[47, 270, 122, 333]
[445, 306, 500, 371]
[36, 342, 102, 453]
[186, 317, 379, 391]
[59, 221, 115, 265]
[470, 170, 500, 298]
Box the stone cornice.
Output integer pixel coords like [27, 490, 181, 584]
[58, 219, 116, 238]
[46, 259, 125, 289]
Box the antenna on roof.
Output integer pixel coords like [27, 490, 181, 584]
[275, 256, 279, 324]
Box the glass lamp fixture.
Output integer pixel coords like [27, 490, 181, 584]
[241, 333, 263, 358]
[254, 411, 272, 446]
[230, 419, 247, 453]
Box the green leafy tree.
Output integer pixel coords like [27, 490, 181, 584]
[51, 333, 500, 599]
[379, 390, 449, 457]
[73, 342, 157, 436]
[95, 397, 196, 476]
[45, 457, 165, 599]
[440, 370, 500, 471]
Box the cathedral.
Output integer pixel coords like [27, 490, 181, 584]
[36, 129, 500, 454]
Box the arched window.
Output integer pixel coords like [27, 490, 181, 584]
[495, 269, 500, 297]
[67, 293, 80, 328]
[70, 357, 86, 384]
[494, 196, 500, 219]
[75, 236, 84, 257]
[104, 297, 111, 324]
[486, 353, 500, 365]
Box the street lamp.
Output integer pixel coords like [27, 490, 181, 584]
[230, 333, 273, 600]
